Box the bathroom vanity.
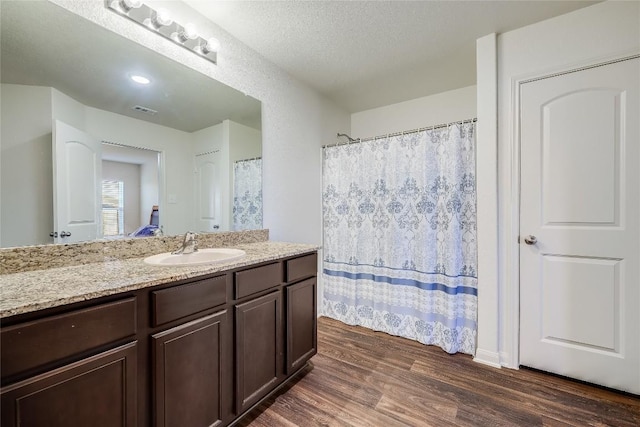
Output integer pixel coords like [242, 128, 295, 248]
[0, 241, 317, 427]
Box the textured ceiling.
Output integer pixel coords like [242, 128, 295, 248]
[185, 0, 599, 112]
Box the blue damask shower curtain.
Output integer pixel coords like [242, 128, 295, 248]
[322, 122, 477, 354]
[233, 158, 262, 231]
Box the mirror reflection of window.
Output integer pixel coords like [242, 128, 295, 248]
[102, 180, 124, 236]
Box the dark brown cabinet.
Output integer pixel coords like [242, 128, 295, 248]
[152, 310, 229, 427]
[285, 277, 317, 374]
[235, 291, 283, 413]
[1, 251, 317, 427]
[1, 341, 137, 427]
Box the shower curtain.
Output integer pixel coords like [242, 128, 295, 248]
[322, 122, 477, 354]
[233, 158, 262, 231]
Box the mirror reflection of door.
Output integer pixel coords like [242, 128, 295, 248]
[52, 120, 102, 244]
[194, 151, 223, 232]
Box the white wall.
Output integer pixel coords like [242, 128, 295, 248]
[474, 33, 500, 368]
[102, 160, 141, 234]
[193, 122, 224, 155]
[229, 121, 261, 163]
[351, 85, 477, 137]
[477, 0, 640, 368]
[85, 106, 195, 235]
[51, 87, 85, 131]
[52, 0, 351, 246]
[0, 84, 53, 247]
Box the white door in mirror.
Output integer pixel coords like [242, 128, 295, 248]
[53, 120, 102, 244]
[144, 248, 246, 266]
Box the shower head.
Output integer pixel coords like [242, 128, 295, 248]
[337, 133, 358, 143]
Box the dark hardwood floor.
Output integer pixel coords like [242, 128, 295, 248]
[238, 317, 640, 427]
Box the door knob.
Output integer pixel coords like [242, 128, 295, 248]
[60, 231, 72, 238]
[523, 235, 537, 245]
[49, 231, 58, 238]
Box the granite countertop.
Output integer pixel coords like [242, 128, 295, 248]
[0, 241, 318, 319]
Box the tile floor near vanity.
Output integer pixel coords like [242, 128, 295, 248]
[238, 317, 640, 427]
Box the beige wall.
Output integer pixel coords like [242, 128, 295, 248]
[351, 85, 477, 138]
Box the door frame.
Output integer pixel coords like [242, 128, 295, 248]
[503, 51, 640, 369]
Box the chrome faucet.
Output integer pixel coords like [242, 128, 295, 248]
[172, 231, 199, 255]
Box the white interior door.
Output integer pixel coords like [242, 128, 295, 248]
[194, 152, 222, 232]
[519, 57, 639, 394]
[53, 120, 102, 244]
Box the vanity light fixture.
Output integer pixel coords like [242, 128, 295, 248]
[105, 0, 218, 64]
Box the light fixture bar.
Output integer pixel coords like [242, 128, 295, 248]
[105, 0, 218, 65]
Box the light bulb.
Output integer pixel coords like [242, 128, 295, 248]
[150, 8, 173, 28]
[177, 23, 198, 43]
[119, 0, 142, 12]
[201, 37, 220, 54]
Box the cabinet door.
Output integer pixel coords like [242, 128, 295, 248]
[285, 278, 317, 374]
[152, 311, 229, 427]
[235, 291, 282, 413]
[1, 341, 137, 427]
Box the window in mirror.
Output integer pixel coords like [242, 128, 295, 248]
[102, 180, 125, 237]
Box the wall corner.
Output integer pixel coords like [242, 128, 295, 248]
[475, 33, 501, 366]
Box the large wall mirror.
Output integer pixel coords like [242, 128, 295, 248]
[0, 1, 262, 248]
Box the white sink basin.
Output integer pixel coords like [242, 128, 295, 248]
[144, 248, 246, 266]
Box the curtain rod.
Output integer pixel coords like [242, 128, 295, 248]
[323, 117, 477, 148]
[195, 149, 221, 157]
[102, 140, 159, 152]
[234, 157, 262, 163]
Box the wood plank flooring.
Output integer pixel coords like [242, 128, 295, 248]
[238, 317, 640, 427]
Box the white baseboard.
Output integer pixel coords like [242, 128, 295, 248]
[473, 349, 502, 369]
[500, 351, 519, 369]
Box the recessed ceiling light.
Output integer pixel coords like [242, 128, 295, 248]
[131, 75, 151, 85]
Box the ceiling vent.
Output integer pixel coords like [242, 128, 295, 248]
[132, 105, 158, 115]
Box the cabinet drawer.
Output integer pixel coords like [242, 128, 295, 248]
[1, 297, 136, 379]
[285, 253, 317, 283]
[234, 262, 282, 299]
[152, 275, 227, 327]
